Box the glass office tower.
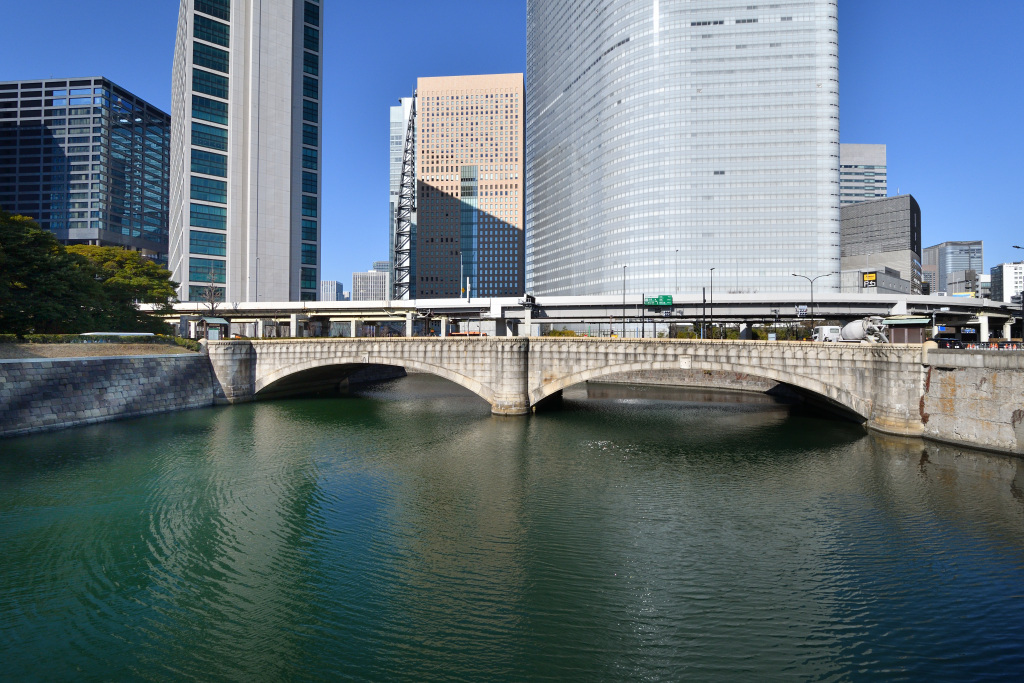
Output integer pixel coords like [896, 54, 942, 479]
[170, 0, 323, 302]
[0, 77, 170, 261]
[526, 0, 841, 297]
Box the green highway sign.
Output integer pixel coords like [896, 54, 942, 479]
[644, 295, 673, 306]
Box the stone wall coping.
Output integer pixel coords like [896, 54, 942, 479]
[0, 353, 200, 365]
[926, 349, 1024, 370]
[208, 338, 922, 350]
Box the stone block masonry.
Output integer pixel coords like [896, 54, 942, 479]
[0, 354, 214, 438]
[922, 350, 1024, 455]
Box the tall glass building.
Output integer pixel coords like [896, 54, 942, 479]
[526, 0, 841, 297]
[170, 0, 323, 303]
[0, 77, 170, 261]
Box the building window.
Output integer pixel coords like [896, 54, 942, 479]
[302, 171, 317, 193]
[192, 95, 227, 124]
[190, 176, 227, 203]
[301, 243, 317, 265]
[304, 26, 319, 52]
[195, 0, 230, 22]
[191, 149, 227, 177]
[302, 148, 318, 170]
[304, 2, 320, 27]
[302, 195, 317, 217]
[193, 42, 230, 74]
[194, 15, 230, 47]
[302, 76, 318, 99]
[300, 291, 317, 301]
[189, 285, 225, 302]
[302, 123, 318, 146]
[190, 257, 226, 283]
[191, 121, 227, 150]
[301, 219, 317, 241]
[190, 230, 226, 256]
[301, 267, 317, 290]
[190, 202, 226, 229]
[303, 52, 319, 76]
[303, 100, 318, 123]
[193, 68, 228, 99]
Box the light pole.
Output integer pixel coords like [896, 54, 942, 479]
[792, 272, 835, 330]
[1014, 246, 1024, 339]
[622, 264, 627, 338]
[709, 267, 715, 339]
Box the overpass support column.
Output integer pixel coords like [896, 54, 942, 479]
[406, 312, 413, 337]
[980, 316, 990, 343]
[1004, 319, 1013, 340]
[350, 320, 360, 338]
[440, 316, 448, 337]
[524, 307, 533, 337]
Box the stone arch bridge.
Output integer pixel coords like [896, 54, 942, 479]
[207, 338, 927, 436]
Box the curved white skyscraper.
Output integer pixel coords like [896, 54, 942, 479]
[526, 0, 840, 297]
[170, 0, 323, 303]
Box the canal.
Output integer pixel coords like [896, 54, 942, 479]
[1, 374, 1023, 680]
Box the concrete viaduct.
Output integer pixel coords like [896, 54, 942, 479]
[207, 338, 927, 436]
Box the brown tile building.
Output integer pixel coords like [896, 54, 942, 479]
[415, 74, 523, 298]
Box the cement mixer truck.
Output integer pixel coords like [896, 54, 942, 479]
[812, 316, 889, 344]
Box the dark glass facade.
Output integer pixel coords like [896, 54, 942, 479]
[0, 78, 170, 262]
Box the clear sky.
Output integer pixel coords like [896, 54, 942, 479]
[2, 1, 1022, 286]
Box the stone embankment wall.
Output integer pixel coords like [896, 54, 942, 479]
[922, 350, 1024, 455]
[0, 354, 214, 438]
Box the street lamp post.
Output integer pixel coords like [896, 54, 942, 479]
[1014, 246, 1024, 340]
[792, 272, 835, 330]
[709, 267, 715, 339]
[622, 264, 627, 339]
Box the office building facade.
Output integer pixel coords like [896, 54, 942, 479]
[923, 241, 984, 294]
[990, 262, 1024, 303]
[526, 0, 840, 297]
[352, 269, 389, 301]
[839, 144, 887, 205]
[412, 74, 524, 299]
[170, 0, 323, 303]
[840, 194, 921, 294]
[319, 280, 345, 301]
[0, 77, 170, 261]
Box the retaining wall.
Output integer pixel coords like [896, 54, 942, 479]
[0, 354, 214, 438]
[922, 350, 1024, 455]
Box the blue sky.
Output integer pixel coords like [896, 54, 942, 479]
[2, 1, 1021, 285]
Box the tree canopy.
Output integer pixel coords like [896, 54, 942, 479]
[0, 209, 178, 335]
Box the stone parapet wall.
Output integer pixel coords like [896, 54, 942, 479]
[922, 350, 1024, 455]
[0, 354, 214, 438]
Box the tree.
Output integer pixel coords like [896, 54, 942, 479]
[0, 209, 178, 335]
[66, 245, 179, 332]
[0, 209, 104, 335]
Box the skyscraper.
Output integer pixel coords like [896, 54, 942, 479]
[411, 74, 524, 299]
[923, 241, 984, 294]
[839, 144, 887, 205]
[170, 0, 323, 303]
[526, 0, 840, 297]
[0, 77, 170, 261]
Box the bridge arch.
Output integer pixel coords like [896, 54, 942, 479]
[255, 356, 495, 405]
[529, 360, 870, 421]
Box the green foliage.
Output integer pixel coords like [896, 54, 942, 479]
[173, 336, 202, 352]
[545, 328, 578, 337]
[0, 333, 194, 348]
[0, 209, 178, 335]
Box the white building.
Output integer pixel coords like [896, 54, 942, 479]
[319, 280, 345, 302]
[990, 262, 1024, 303]
[526, 0, 841, 297]
[352, 270, 390, 302]
[169, 0, 323, 303]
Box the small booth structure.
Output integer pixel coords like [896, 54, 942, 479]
[882, 315, 932, 344]
[198, 317, 230, 340]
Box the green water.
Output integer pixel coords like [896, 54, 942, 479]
[1, 375, 1023, 681]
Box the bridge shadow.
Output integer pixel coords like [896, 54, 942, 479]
[257, 363, 410, 400]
